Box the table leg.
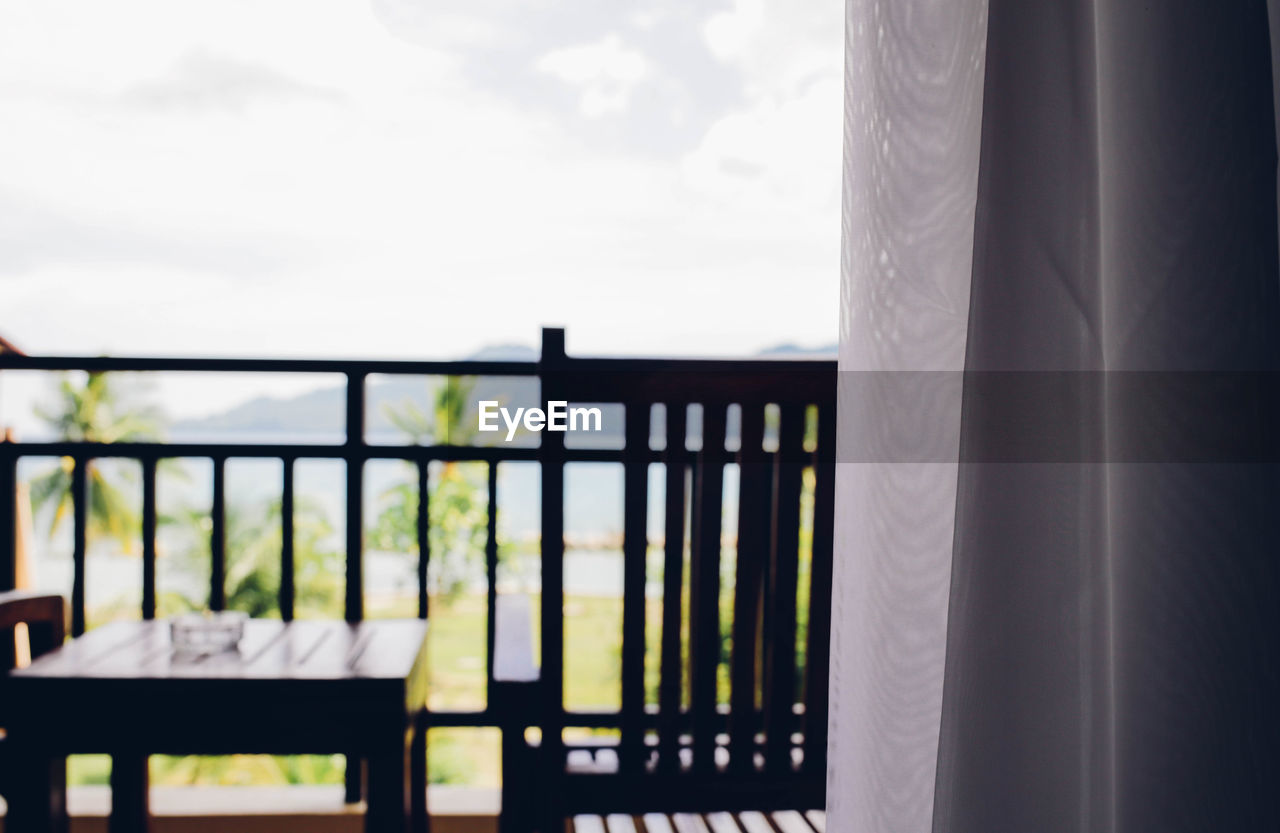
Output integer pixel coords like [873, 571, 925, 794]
[5, 745, 68, 833]
[366, 731, 411, 833]
[411, 713, 428, 833]
[346, 751, 365, 803]
[110, 753, 150, 833]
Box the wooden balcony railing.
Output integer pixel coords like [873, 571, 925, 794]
[0, 327, 836, 814]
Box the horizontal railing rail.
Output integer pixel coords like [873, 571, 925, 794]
[0, 355, 540, 375]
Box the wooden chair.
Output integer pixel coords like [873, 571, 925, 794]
[494, 357, 835, 833]
[0, 590, 69, 832]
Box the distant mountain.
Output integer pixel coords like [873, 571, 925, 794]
[463, 344, 537, 361]
[174, 344, 536, 438]
[757, 342, 838, 357]
[175, 385, 347, 434]
[173, 375, 541, 441]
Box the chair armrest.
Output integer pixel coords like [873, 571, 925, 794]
[0, 591, 66, 657]
[493, 594, 539, 684]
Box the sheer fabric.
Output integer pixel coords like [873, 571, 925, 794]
[832, 1, 986, 830]
[833, 2, 1280, 831]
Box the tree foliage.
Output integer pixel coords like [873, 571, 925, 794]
[29, 372, 164, 551]
[369, 377, 489, 602]
[159, 497, 343, 618]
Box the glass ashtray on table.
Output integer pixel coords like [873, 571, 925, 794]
[169, 611, 248, 656]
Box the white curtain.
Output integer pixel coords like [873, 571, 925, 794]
[832, 1, 1280, 831]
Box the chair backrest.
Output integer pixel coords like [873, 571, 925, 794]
[0, 592, 66, 714]
[524, 342, 836, 818]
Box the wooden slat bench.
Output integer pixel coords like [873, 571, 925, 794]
[493, 331, 836, 833]
[570, 810, 826, 833]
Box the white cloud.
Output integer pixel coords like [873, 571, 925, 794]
[683, 0, 842, 211]
[704, 0, 765, 63]
[702, 0, 839, 90]
[683, 76, 842, 210]
[119, 50, 342, 112]
[0, 0, 842, 364]
[535, 33, 652, 118]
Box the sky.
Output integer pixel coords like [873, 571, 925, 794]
[0, 0, 842, 362]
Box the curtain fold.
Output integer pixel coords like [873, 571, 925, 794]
[834, 1, 1280, 831]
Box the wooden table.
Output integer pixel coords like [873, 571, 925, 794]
[4, 618, 429, 833]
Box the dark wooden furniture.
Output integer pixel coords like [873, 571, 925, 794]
[0, 591, 69, 832]
[495, 332, 836, 833]
[4, 618, 429, 833]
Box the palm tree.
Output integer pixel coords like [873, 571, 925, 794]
[382, 375, 477, 446]
[28, 372, 164, 552]
[158, 496, 343, 618]
[370, 377, 490, 601]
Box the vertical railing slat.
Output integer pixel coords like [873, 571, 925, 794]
[71, 456, 88, 636]
[657, 403, 687, 773]
[763, 403, 804, 774]
[729, 404, 768, 773]
[0, 446, 16, 592]
[620, 401, 651, 774]
[210, 456, 226, 612]
[0, 450, 15, 672]
[802, 402, 836, 776]
[345, 372, 366, 623]
[417, 459, 430, 620]
[485, 462, 499, 705]
[141, 457, 157, 620]
[689, 402, 726, 773]
[280, 457, 295, 622]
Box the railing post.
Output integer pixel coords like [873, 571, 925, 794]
[537, 326, 565, 833]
